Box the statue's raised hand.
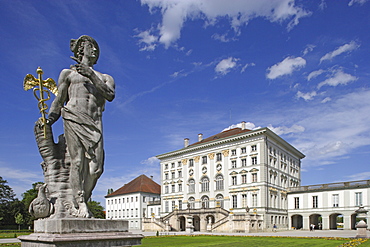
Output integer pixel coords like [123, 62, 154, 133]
[75, 63, 93, 78]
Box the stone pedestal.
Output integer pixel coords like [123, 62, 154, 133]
[356, 220, 368, 238]
[18, 219, 143, 247]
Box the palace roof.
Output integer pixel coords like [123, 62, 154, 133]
[105, 174, 160, 197]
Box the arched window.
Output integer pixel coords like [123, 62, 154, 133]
[188, 197, 195, 209]
[216, 194, 224, 208]
[201, 177, 209, 192]
[215, 175, 224, 190]
[188, 179, 195, 193]
[201, 195, 209, 208]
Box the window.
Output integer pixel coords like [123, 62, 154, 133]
[251, 145, 257, 152]
[201, 177, 210, 192]
[172, 201, 175, 211]
[136, 196, 138, 202]
[241, 159, 247, 167]
[171, 184, 175, 193]
[178, 161, 182, 167]
[332, 194, 339, 207]
[202, 156, 207, 164]
[179, 200, 182, 210]
[231, 149, 236, 156]
[232, 176, 237, 185]
[189, 159, 194, 167]
[252, 157, 257, 165]
[171, 172, 175, 179]
[171, 163, 175, 168]
[143, 196, 145, 202]
[165, 164, 168, 170]
[178, 183, 182, 192]
[241, 147, 246, 154]
[165, 186, 169, 194]
[216, 153, 222, 161]
[252, 194, 257, 207]
[178, 170, 182, 177]
[232, 195, 237, 208]
[252, 173, 257, 183]
[294, 197, 299, 209]
[165, 201, 169, 212]
[242, 194, 247, 208]
[355, 192, 362, 206]
[122, 198, 125, 203]
[231, 160, 237, 168]
[215, 175, 224, 190]
[313, 196, 318, 208]
[202, 196, 209, 208]
[189, 179, 195, 193]
[216, 194, 224, 208]
[241, 174, 247, 184]
[135, 208, 138, 217]
[188, 197, 195, 209]
[165, 173, 168, 180]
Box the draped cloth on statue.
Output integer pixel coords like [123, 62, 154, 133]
[61, 106, 102, 159]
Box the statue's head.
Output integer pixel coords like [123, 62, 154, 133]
[70, 35, 100, 65]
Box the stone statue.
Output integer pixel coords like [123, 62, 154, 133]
[32, 35, 115, 218]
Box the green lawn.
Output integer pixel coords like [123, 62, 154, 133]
[140, 235, 354, 247]
[0, 235, 367, 247]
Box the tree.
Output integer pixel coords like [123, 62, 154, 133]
[0, 176, 15, 204]
[88, 200, 105, 219]
[0, 176, 16, 227]
[15, 213, 24, 230]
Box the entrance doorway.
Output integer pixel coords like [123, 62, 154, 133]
[193, 216, 200, 231]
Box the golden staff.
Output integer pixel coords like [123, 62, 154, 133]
[23, 67, 58, 138]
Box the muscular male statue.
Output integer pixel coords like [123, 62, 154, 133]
[48, 35, 115, 217]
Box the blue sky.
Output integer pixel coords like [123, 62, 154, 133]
[1, 0, 370, 207]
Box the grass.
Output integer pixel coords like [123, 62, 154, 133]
[0, 232, 31, 239]
[140, 235, 354, 247]
[1, 235, 368, 247]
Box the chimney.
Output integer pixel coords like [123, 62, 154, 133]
[184, 138, 189, 147]
[198, 133, 203, 142]
[150, 176, 153, 180]
[241, 121, 246, 130]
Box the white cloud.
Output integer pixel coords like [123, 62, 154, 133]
[141, 0, 310, 48]
[215, 57, 239, 75]
[307, 69, 325, 81]
[141, 156, 160, 166]
[268, 124, 305, 135]
[292, 89, 370, 167]
[296, 91, 317, 101]
[317, 69, 357, 89]
[321, 97, 331, 103]
[266, 56, 306, 79]
[346, 171, 370, 181]
[320, 41, 360, 63]
[241, 63, 256, 73]
[348, 0, 369, 6]
[222, 122, 261, 132]
[135, 29, 159, 51]
[302, 44, 315, 56]
[318, 0, 327, 10]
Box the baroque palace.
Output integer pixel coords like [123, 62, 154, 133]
[106, 122, 370, 233]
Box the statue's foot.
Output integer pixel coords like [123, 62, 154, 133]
[77, 202, 92, 218]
